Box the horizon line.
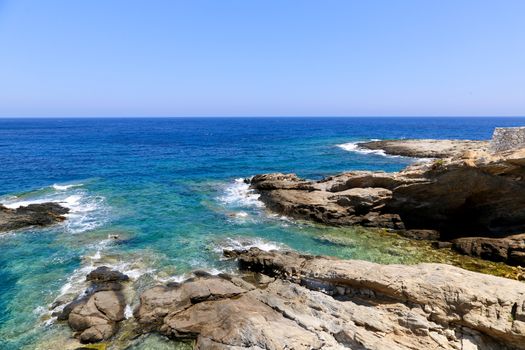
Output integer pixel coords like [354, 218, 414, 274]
[1, 115, 525, 119]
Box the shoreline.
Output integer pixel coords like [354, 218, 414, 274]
[41, 248, 525, 349]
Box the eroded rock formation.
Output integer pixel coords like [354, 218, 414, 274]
[249, 144, 525, 264]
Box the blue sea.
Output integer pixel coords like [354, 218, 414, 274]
[1, 117, 524, 349]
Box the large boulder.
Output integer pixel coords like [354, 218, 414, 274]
[68, 290, 125, 343]
[57, 267, 129, 343]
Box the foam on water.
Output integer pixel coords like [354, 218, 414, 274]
[45, 248, 156, 325]
[1, 184, 109, 234]
[124, 305, 133, 319]
[214, 236, 285, 253]
[337, 140, 433, 163]
[52, 183, 83, 191]
[217, 178, 264, 208]
[337, 140, 398, 158]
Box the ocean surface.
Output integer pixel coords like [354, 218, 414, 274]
[1, 117, 524, 349]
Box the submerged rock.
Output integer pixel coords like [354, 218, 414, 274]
[135, 248, 525, 349]
[0, 202, 69, 232]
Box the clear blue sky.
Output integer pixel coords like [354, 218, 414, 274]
[0, 0, 523, 117]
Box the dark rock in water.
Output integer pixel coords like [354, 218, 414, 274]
[432, 241, 453, 249]
[86, 266, 130, 283]
[400, 229, 440, 240]
[0, 202, 69, 232]
[453, 234, 525, 266]
[135, 247, 525, 349]
[192, 270, 212, 278]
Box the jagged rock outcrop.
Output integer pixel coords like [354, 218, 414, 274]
[250, 145, 525, 264]
[56, 267, 129, 343]
[135, 248, 525, 349]
[0, 202, 69, 232]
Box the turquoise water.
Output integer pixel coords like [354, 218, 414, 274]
[1, 117, 524, 348]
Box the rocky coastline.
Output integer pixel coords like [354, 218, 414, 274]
[249, 139, 525, 265]
[0, 202, 69, 232]
[54, 248, 525, 349]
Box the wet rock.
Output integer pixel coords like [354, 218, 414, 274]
[0, 202, 69, 232]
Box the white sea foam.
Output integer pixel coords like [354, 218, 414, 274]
[337, 141, 397, 157]
[154, 273, 189, 284]
[52, 183, 83, 191]
[1, 183, 109, 234]
[215, 237, 285, 253]
[61, 194, 108, 234]
[45, 249, 155, 325]
[337, 140, 433, 164]
[124, 304, 133, 319]
[217, 178, 264, 208]
[2, 198, 49, 209]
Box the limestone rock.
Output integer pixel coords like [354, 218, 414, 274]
[136, 248, 525, 349]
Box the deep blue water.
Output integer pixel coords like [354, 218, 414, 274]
[0, 117, 524, 349]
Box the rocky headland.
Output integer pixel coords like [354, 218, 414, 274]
[249, 139, 525, 265]
[357, 139, 488, 158]
[56, 248, 525, 349]
[0, 202, 69, 232]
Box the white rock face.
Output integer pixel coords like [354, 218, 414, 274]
[491, 127, 525, 153]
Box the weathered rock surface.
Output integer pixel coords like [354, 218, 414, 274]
[358, 139, 488, 158]
[250, 145, 525, 264]
[58, 267, 129, 343]
[135, 248, 525, 349]
[0, 202, 69, 232]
